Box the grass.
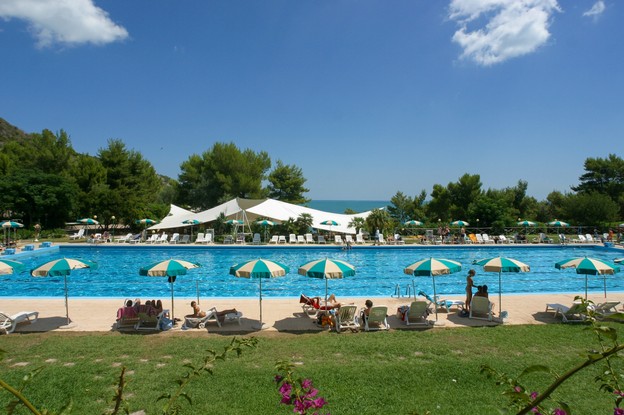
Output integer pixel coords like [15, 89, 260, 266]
[1, 324, 623, 414]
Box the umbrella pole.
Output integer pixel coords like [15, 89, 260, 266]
[64, 275, 70, 326]
[604, 275, 607, 298]
[432, 275, 438, 323]
[585, 276, 588, 300]
[498, 271, 502, 316]
[258, 277, 263, 328]
[196, 280, 200, 304]
[170, 281, 175, 321]
[325, 278, 329, 310]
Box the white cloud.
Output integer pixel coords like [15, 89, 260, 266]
[448, 0, 561, 66]
[583, 1, 605, 18]
[0, 0, 128, 47]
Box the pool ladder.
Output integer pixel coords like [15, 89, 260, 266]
[392, 283, 415, 298]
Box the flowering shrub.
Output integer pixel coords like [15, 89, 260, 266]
[275, 361, 330, 415]
[482, 297, 624, 415]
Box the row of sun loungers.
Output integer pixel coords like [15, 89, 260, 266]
[545, 300, 621, 323]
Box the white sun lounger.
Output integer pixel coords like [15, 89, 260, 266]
[1, 311, 39, 334]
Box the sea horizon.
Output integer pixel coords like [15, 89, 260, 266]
[306, 199, 389, 214]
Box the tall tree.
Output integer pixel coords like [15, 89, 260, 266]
[266, 160, 310, 204]
[0, 170, 79, 228]
[573, 154, 624, 216]
[178, 142, 271, 209]
[387, 191, 413, 224]
[562, 192, 619, 226]
[96, 139, 163, 227]
[448, 173, 482, 220]
[365, 208, 391, 234]
[426, 184, 452, 221]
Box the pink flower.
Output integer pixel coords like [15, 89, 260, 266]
[554, 409, 567, 415]
[301, 379, 313, 389]
[614, 408, 624, 415]
[279, 382, 293, 397]
[312, 397, 328, 408]
[530, 392, 538, 400]
[305, 388, 319, 399]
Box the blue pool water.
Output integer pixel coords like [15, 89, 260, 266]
[1, 245, 622, 299]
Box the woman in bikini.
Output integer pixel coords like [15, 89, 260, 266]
[465, 269, 476, 311]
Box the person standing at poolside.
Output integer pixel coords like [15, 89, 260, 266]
[465, 269, 476, 310]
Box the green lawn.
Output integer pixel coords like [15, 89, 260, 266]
[1, 324, 621, 414]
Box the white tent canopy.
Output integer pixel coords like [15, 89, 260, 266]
[149, 198, 376, 234]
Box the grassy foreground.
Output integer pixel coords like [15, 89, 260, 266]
[0, 324, 621, 414]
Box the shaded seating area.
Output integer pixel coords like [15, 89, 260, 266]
[183, 307, 242, 329]
[69, 228, 85, 240]
[1, 311, 39, 334]
[299, 294, 338, 315]
[418, 291, 464, 313]
[363, 305, 389, 331]
[469, 296, 493, 321]
[135, 309, 170, 331]
[592, 301, 621, 319]
[403, 301, 430, 326]
[545, 302, 586, 323]
[333, 305, 359, 332]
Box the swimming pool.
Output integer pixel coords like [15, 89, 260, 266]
[1, 245, 622, 299]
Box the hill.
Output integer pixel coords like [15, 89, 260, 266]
[0, 117, 30, 144]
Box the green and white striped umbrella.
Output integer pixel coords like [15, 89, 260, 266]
[256, 220, 276, 243]
[230, 259, 289, 329]
[136, 218, 158, 225]
[404, 220, 423, 226]
[298, 258, 355, 310]
[517, 220, 537, 227]
[473, 257, 530, 315]
[548, 220, 569, 227]
[256, 219, 275, 226]
[140, 259, 201, 321]
[556, 257, 621, 299]
[78, 218, 99, 225]
[320, 220, 339, 226]
[404, 257, 462, 322]
[0, 221, 23, 228]
[450, 220, 469, 227]
[226, 219, 244, 225]
[182, 219, 200, 240]
[1, 221, 23, 245]
[140, 259, 200, 277]
[298, 258, 355, 279]
[31, 258, 98, 325]
[0, 259, 24, 275]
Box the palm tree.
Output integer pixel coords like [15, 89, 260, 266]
[365, 209, 391, 235]
[348, 217, 365, 234]
[296, 213, 314, 235]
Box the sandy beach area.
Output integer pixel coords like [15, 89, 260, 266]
[2, 292, 620, 334]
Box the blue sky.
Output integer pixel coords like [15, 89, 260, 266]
[1, 0, 621, 201]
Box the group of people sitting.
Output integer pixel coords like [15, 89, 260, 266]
[116, 298, 165, 321]
[300, 293, 378, 328]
